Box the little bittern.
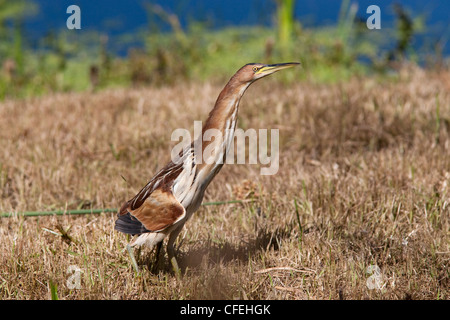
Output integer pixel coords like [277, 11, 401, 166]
[115, 62, 299, 274]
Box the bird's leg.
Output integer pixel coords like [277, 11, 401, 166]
[152, 241, 164, 272]
[167, 245, 180, 279]
[126, 244, 140, 274]
[167, 224, 184, 279]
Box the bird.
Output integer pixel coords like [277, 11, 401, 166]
[115, 62, 299, 275]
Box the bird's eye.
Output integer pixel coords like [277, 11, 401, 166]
[252, 66, 259, 72]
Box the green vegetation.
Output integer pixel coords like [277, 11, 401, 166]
[0, 0, 448, 301]
[0, 1, 442, 100]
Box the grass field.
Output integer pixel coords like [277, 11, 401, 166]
[0, 66, 449, 299]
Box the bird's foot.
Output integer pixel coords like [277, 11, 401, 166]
[167, 245, 182, 279]
[170, 255, 181, 280]
[126, 244, 140, 274]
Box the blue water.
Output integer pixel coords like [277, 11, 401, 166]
[25, 0, 449, 56]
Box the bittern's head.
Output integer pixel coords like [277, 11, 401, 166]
[236, 62, 300, 83]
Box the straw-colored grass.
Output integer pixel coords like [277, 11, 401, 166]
[0, 67, 449, 299]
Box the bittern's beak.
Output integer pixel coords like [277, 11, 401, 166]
[255, 62, 300, 77]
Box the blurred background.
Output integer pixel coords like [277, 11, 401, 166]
[0, 0, 448, 99]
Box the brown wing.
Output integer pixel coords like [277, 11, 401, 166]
[115, 187, 185, 233]
[130, 188, 185, 231]
[115, 159, 185, 234]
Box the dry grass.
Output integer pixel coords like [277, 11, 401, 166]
[0, 67, 449, 299]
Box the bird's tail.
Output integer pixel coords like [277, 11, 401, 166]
[114, 212, 150, 235]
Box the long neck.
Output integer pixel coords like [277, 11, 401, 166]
[173, 77, 251, 206]
[198, 77, 250, 167]
[203, 78, 250, 134]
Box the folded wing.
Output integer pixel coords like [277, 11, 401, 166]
[115, 187, 186, 234]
